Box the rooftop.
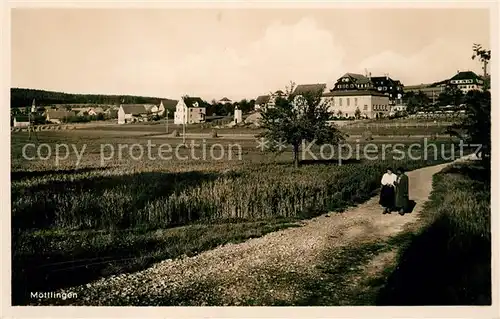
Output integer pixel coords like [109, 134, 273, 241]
[322, 90, 388, 97]
[293, 83, 327, 96]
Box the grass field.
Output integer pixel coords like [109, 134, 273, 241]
[68, 117, 453, 137]
[10, 127, 474, 305]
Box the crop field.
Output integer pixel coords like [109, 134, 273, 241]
[70, 117, 454, 137]
[10, 128, 473, 304]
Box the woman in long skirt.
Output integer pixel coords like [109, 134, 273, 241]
[395, 167, 410, 215]
[379, 167, 396, 214]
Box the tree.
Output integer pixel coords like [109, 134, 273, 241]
[447, 44, 491, 163]
[258, 82, 346, 168]
[437, 85, 464, 107]
[447, 90, 490, 160]
[354, 107, 361, 119]
[405, 91, 430, 113]
[472, 43, 491, 79]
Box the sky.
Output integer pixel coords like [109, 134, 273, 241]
[11, 8, 491, 101]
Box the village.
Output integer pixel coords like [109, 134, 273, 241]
[10, 69, 484, 131]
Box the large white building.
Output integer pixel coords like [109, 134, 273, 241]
[291, 82, 391, 119]
[321, 91, 390, 119]
[174, 96, 206, 124]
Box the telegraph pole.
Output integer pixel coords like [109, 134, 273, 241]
[28, 98, 38, 141]
[165, 109, 169, 134]
[182, 109, 186, 145]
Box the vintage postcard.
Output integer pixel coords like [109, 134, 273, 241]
[2, 1, 498, 318]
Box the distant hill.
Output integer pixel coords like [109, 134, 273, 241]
[10, 88, 175, 109]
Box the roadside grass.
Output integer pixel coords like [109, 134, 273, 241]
[12, 218, 301, 305]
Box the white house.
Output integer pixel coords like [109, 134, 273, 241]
[13, 116, 30, 127]
[118, 104, 149, 124]
[149, 101, 165, 116]
[45, 110, 75, 124]
[393, 104, 407, 112]
[321, 91, 390, 119]
[254, 95, 270, 110]
[87, 107, 104, 116]
[234, 107, 243, 124]
[174, 97, 206, 124]
[219, 97, 232, 105]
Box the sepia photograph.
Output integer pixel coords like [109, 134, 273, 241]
[3, 1, 497, 315]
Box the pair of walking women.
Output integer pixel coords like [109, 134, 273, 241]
[379, 167, 409, 215]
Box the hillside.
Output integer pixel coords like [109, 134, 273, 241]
[10, 88, 176, 109]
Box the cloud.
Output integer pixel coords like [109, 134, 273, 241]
[155, 17, 347, 100]
[356, 38, 483, 85]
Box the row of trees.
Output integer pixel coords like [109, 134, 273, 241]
[207, 99, 256, 116]
[10, 88, 168, 109]
[404, 85, 482, 113]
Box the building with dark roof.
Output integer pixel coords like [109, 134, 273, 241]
[13, 115, 31, 127]
[45, 109, 76, 124]
[254, 95, 270, 110]
[174, 96, 206, 124]
[332, 73, 374, 91]
[447, 70, 484, 93]
[292, 83, 327, 96]
[331, 73, 404, 105]
[219, 97, 232, 105]
[369, 76, 404, 105]
[118, 104, 150, 124]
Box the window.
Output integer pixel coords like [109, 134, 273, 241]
[354, 98, 358, 106]
[364, 105, 368, 110]
[347, 98, 350, 106]
[339, 98, 343, 106]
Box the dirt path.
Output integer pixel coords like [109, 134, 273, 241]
[41, 157, 473, 306]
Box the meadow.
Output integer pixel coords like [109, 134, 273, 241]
[10, 127, 471, 304]
[71, 118, 454, 137]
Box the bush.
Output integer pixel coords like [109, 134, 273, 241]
[170, 129, 180, 137]
[362, 130, 373, 141]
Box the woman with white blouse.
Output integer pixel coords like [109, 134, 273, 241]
[379, 167, 397, 214]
